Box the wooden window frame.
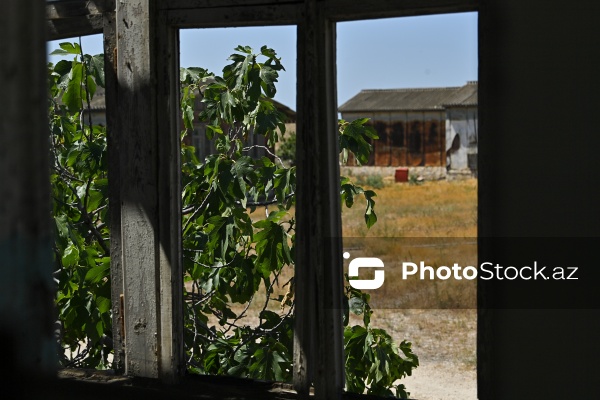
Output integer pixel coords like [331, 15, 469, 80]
[46, 0, 480, 398]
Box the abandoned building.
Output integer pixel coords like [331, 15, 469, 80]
[1, 0, 599, 399]
[83, 86, 296, 160]
[339, 81, 477, 175]
[189, 95, 296, 161]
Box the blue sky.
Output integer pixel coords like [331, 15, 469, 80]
[48, 12, 477, 111]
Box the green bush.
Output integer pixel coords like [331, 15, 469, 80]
[365, 174, 385, 189]
[351, 173, 385, 190]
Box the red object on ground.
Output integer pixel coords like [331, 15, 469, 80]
[395, 167, 409, 182]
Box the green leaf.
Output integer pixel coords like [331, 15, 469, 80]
[227, 364, 247, 377]
[349, 296, 365, 315]
[233, 45, 253, 54]
[259, 310, 281, 330]
[87, 54, 105, 87]
[259, 67, 278, 98]
[183, 104, 195, 129]
[62, 243, 80, 267]
[85, 262, 110, 284]
[364, 190, 378, 229]
[86, 74, 97, 99]
[231, 156, 254, 206]
[51, 42, 82, 56]
[96, 296, 111, 314]
[206, 124, 223, 139]
[55, 215, 70, 241]
[62, 63, 84, 112]
[95, 321, 104, 341]
[54, 60, 73, 77]
[180, 66, 210, 84]
[339, 118, 378, 165]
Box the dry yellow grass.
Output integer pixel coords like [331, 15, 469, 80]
[342, 178, 477, 309]
[342, 178, 477, 238]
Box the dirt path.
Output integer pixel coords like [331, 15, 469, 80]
[402, 361, 476, 400]
[364, 309, 477, 400]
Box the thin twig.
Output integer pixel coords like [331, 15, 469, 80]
[63, 182, 110, 255]
[242, 144, 285, 168]
[78, 36, 94, 142]
[222, 294, 254, 335]
[245, 192, 295, 207]
[184, 256, 237, 270]
[183, 188, 213, 232]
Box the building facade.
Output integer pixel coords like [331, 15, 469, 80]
[339, 81, 477, 173]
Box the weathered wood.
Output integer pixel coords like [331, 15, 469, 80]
[33, 368, 416, 398]
[45, 0, 477, 38]
[294, 1, 344, 398]
[159, 0, 477, 17]
[103, 8, 125, 373]
[47, 14, 104, 41]
[55, 369, 301, 399]
[116, 1, 183, 381]
[0, 0, 55, 375]
[155, 11, 185, 382]
[46, 0, 113, 19]
[159, 0, 300, 10]
[46, 0, 113, 40]
[167, 4, 299, 28]
[324, 0, 478, 21]
[116, 0, 160, 379]
[165, 0, 477, 27]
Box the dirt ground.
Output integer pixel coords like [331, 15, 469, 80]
[369, 309, 477, 400]
[402, 361, 477, 400]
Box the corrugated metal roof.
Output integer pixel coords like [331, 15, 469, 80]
[441, 81, 478, 107]
[339, 81, 477, 112]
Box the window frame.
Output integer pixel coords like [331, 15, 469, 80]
[46, 1, 481, 397]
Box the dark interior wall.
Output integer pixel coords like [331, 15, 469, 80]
[479, 1, 600, 398]
[480, 1, 600, 236]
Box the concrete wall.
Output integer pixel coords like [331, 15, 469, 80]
[340, 165, 447, 181]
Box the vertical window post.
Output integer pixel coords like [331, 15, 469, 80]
[115, 0, 183, 381]
[294, 1, 344, 398]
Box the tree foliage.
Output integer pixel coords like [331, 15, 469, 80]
[48, 42, 111, 368]
[49, 43, 417, 397]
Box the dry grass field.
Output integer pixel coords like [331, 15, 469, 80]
[341, 177, 477, 310]
[341, 177, 477, 238]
